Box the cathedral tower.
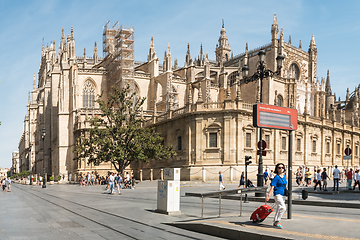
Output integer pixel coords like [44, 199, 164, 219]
[215, 20, 231, 65]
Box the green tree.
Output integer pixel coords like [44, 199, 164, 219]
[74, 85, 175, 173]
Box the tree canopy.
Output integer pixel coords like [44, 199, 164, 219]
[74, 85, 175, 173]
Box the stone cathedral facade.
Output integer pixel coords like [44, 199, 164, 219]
[16, 15, 360, 181]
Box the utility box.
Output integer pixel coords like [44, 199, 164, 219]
[156, 168, 181, 215]
[164, 168, 180, 181]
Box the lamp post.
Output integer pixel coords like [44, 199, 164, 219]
[42, 128, 46, 188]
[242, 50, 284, 194]
[27, 144, 33, 185]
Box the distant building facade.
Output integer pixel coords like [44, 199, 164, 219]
[17, 15, 360, 181]
[11, 151, 19, 175]
[0, 168, 9, 178]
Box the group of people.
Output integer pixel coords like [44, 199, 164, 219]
[295, 167, 330, 191]
[1, 178, 12, 192]
[79, 172, 97, 186]
[78, 171, 136, 194]
[294, 166, 360, 191]
[335, 166, 360, 191]
[107, 171, 135, 195]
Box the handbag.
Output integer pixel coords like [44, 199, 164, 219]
[279, 175, 289, 197]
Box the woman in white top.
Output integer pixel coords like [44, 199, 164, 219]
[314, 169, 322, 191]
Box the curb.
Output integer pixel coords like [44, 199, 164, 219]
[166, 222, 293, 240]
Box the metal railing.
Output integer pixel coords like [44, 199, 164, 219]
[185, 187, 267, 218]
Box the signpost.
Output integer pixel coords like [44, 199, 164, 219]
[253, 103, 298, 219]
[344, 147, 352, 170]
[257, 140, 267, 156]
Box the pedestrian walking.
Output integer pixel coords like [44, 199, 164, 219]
[321, 168, 330, 191]
[6, 178, 11, 192]
[299, 167, 304, 186]
[90, 171, 95, 186]
[115, 172, 122, 195]
[238, 171, 245, 188]
[269, 170, 275, 182]
[131, 173, 135, 189]
[346, 168, 353, 190]
[340, 169, 345, 184]
[265, 163, 287, 229]
[333, 165, 340, 191]
[305, 168, 311, 186]
[352, 170, 360, 190]
[264, 169, 269, 186]
[295, 168, 301, 187]
[218, 171, 225, 191]
[87, 172, 91, 186]
[108, 172, 115, 195]
[2, 178, 7, 192]
[314, 169, 322, 191]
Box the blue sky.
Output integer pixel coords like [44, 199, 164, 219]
[1, 0, 360, 169]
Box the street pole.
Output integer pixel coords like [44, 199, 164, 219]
[256, 59, 265, 197]
[241, 49, 284, 198]
[287, 130, 293, 219]
[42, 128, 46, 189]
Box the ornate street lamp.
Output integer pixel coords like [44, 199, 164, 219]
[242, 49, 284, 194]
[42, 128, 46, 188]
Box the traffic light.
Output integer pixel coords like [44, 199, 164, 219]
[245, 156, 252, 165]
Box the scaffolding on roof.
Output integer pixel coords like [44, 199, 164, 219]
[103, 21, 135, 90]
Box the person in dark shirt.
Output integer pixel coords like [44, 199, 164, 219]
[321, 168, 330, 191]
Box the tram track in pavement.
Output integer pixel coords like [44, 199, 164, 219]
[14, 184, 214, 240]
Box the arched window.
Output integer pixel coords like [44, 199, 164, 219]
[289, 63, 300, 80]
[277, 95, 283, 107]
[228, 71, 239, 87]
[83, 80, 95, 108]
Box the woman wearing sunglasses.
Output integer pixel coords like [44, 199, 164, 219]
[265, 163, 287, 229]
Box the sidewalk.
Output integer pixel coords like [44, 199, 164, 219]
[4, 181, 360, 240]
[180, 181, 360, 239]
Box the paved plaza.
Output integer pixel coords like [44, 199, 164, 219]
[0, 180, 359, 240]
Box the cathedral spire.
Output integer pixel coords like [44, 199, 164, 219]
[200, 43, 203, 63]
[164, 43, 172, 71]
[288, 35, 291, 45]
[69, 26, 75, 60]
[271, 13, 279, 44]
[93, 41, 98, 64]
[346, 88, 350, 101]
[325, 70, 332, 95]
[33, 73, 36, 90]
[308, 33, 317, 83]
[147, 35, 157, 61]
[310, 34, 316, 47]
[70, 26, 74, 40]
[185, 43, 191, 66]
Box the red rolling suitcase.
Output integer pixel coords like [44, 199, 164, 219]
[250, 205, 273, 223]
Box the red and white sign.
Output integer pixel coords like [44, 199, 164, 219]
[253, 103, 298, 131]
